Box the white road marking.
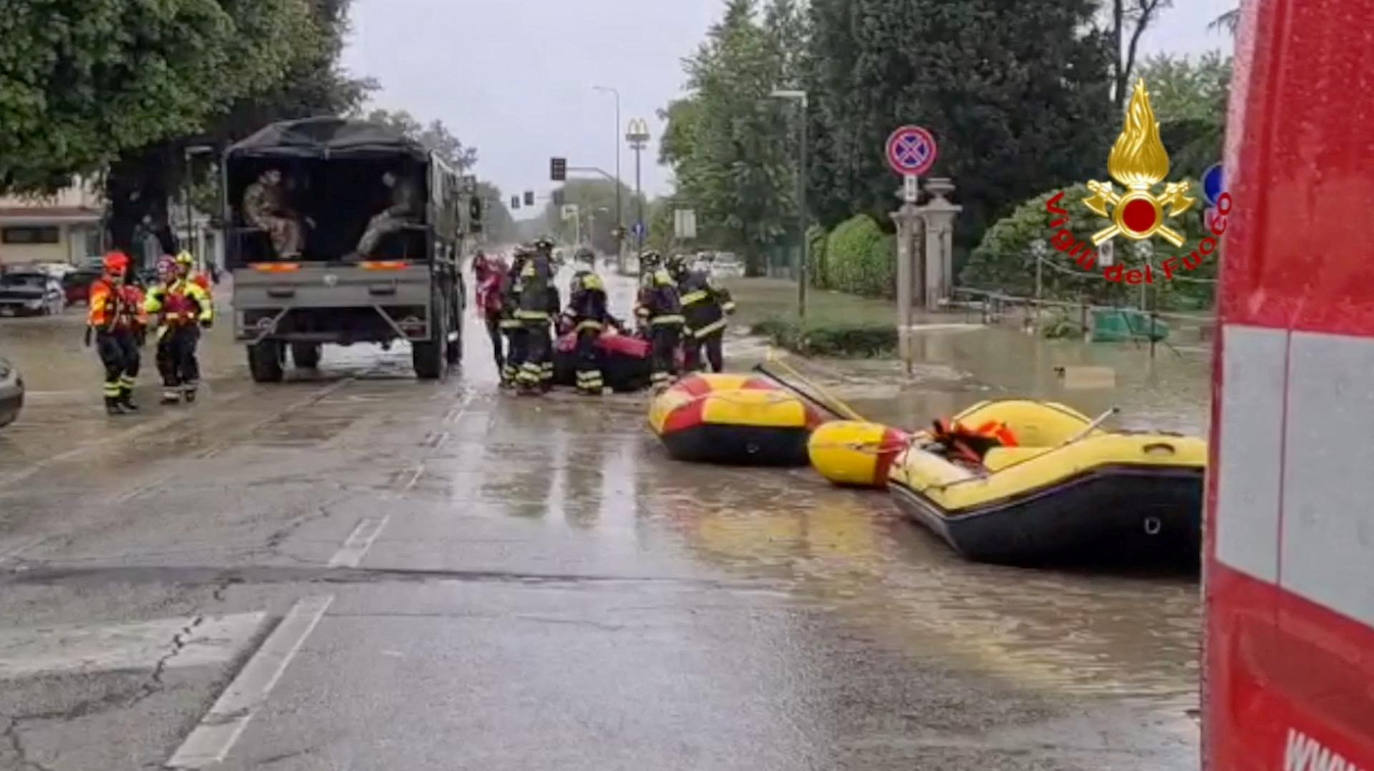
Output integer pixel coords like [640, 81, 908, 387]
[166, 595, 333, 769]
[328, 516, 390, 568]
[0, 613, 267, 680]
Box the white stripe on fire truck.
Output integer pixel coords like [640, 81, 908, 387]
[1278, 330, 1374, 626]
[1215, 324, 1374, 629]
[1214, 324, 1286, 583]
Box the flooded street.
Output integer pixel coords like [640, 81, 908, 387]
[0, 278, 1203, 770]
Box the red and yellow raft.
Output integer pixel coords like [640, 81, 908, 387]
[807, 421, 912, 488]
[648, 373, 828, 465]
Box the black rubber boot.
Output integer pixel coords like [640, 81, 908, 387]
[105, 397, 127, 416]
[119, 389, 139, 411]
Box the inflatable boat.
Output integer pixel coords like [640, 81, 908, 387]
[886, 400, 1206, 565]
[808, 420, 911, 488]
[648, 373, 828, 465]
[553, 331, 652, 392]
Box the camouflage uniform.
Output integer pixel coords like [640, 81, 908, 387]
[357, 177, 420, 257]
[242, 176, 303, 259]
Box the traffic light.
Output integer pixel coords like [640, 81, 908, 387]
[551, 189, 565, 207]
[550, 157, 566, 182]
[469, 197, 483, 233]
[524, 190, 535, 206]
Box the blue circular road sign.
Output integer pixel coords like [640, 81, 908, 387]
[632, 221, 646, 238]
[1202, 163, 1224, 207]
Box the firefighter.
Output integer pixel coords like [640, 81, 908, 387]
[667, 254, 736, 373]
[84, 252, 143, 415]
[561, 248, 610, 395]
[634, 251, 685, 391]
[145, 255, 214, 404]
[499, 246, 532, 388]
[474, 251, 508, 380]
[515, 237, 557, 394]
[176, 251, 213, 295]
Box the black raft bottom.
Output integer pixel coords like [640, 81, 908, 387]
[660, 424, 811, 467]
[892, 467, 1204, 569]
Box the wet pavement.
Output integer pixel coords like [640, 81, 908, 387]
[0, 275, 1204, 770]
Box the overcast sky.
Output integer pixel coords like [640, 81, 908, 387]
[341, 0, 1235, 220]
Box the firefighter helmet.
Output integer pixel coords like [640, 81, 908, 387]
[102, 251, 130, 276]
[640, 250, 662, 269]
[174, 251, 194, 267]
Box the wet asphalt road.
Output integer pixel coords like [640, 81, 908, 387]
[0, 276, 1201, 770]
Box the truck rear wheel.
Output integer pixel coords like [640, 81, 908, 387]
[248, 341, 285, 383]
[444, 284, 463, 364]
[413, 289, 448, 380]
[291, 342, 322, 369]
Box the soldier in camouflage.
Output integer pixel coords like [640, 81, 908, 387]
[241, 169, 304, 260]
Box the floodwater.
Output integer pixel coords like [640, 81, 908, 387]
[0, 273, 1205, 769]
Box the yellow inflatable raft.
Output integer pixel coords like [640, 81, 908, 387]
[887, 400, 1206, 565]
[807, 421, 911, 488]
[648, 373, 828, 466]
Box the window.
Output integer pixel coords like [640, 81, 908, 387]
[2, 226, 60, 244]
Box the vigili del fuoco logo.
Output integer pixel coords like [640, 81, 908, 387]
[1045, 78, 1231, 284]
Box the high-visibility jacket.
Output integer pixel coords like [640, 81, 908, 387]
[563, 269, 609, 332]
[516, 254, 555, 323]
[676, 269, 734, 338]
[635, 268, 684, 326]
[145, 279, 213, 327]
[498, 258, 527, 330]
[87, 279, 142, 332]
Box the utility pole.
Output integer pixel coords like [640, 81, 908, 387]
[769, 90, 809, 322]
[626, 118, 651, 253]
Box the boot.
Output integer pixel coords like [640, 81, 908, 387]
[161, 389, 182, 405]
[182, 381, 199, 404]
[105, 396, 127, 416]
[118, 389, 139, 412]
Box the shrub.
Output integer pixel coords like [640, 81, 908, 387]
[824, 214, 896, 299]
[750, 318, 897, 358]
[961, 182, 1218, 310]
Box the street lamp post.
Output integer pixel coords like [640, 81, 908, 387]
[626, 118, 651, 254]
[592, 86, 623, 264]
[769, 89, 808, 322]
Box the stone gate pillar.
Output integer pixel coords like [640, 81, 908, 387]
[917, 178, 962, 309]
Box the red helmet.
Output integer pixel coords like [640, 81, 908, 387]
[156, 255, 178, 280]
[102, 251, 130, 276]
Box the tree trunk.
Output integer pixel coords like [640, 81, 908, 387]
[105, 147, 180, 261]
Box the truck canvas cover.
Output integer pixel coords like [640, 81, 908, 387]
[226, 117, 429, 161]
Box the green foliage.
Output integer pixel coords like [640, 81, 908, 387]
[823, 215, 895, 299]
[751, 318, 896, 357]
[540, 179, 644, 252]
[0, 0, 330, 193]
[803, 0, 1114, 267]
[1137, 52, 1231, 178]
[475, 182, 516, 244]
[961, 183, 1218, 310]
[657, 0, 805, 273]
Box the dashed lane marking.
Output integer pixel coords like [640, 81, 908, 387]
[328, 517, 391, 568]
[0, 535, 49, 566]
[166, 595, 333, 769]
[0, 612, 267, 680]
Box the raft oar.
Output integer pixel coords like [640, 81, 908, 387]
[1064, 406, 1120, 445]
[753, 353, 866, 422]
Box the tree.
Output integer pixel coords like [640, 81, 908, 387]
[1105, 0, 1174, 111]
[540, 178, 644, 252]
[803, 0, 1114, 271]
[1210, 8, 1240, 35]
[474, 182, 515, 244]
[657, 0, 804, 275]
[363, 109, 478, 172]
[1136, 52, 1231, 177]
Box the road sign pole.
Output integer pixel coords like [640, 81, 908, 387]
[798, 96, 809, 323]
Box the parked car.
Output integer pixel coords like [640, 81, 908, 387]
[62, 268, 102, 305]
[0, 356, 22, 429]
[0, 270, 66, 316]
[710, 252, 745, 279]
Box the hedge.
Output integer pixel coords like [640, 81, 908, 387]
[751, 319, 897, 358]
[823, 214, 896, 299]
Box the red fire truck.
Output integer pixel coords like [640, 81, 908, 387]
[1204, 0, 1374, 768]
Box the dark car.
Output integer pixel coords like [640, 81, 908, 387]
[62, 269, 102, 305]
[0, 270, 65, 316]
[0, 356, 22, 429]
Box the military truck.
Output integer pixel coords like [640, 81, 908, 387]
[223, 117, 471, 381]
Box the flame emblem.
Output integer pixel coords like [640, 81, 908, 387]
[1082, 79, 1195, 247]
